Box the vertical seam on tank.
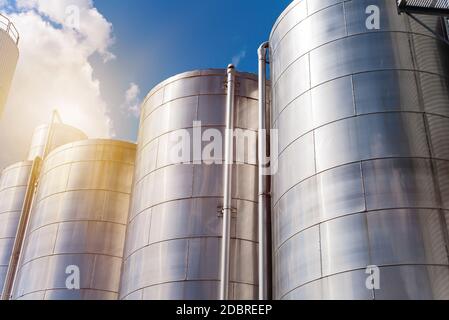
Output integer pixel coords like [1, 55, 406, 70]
[351, 75, 357, 117]
[185, 239, 190, 281]
[360, 162, 368, 215]
[308, 52, 317, 175]
[318, 223, 323, 281]
[362, 206, 374, 300]
[147, 208, 152, 248]
[51, 223, 59, 256]
[342, 0, 348, 37]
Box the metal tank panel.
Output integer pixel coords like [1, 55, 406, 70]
[27, 123, 88, 160]
[0, 14, 19, 115]
[11, 140, 136, 300]
[270, 0, 449, 300]
[120, 69, 262, 300]
[0, 162, 32, 293]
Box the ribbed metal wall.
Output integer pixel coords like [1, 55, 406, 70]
[0, 162, 32, 293]
[120, 70, 261, 300]
[27, 124, 87, 161]
[12, 140, 136, 300]
[0, 16, 19, 115]
[270, 0, 449, 299]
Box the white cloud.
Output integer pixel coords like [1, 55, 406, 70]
[232, 49, 246, 67]
[123, 82, 141, 118]
[0, 0, 116, 169]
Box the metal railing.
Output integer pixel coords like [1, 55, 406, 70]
[0, 13, 19, 45]
[398, 0, 449, 16]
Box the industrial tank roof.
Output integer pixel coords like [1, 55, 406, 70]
[142, 69, 261, 108]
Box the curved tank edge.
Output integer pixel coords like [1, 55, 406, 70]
[142, 68, 261, 109]
[269, 0, 302, 41]
[44, 138, 137, 160]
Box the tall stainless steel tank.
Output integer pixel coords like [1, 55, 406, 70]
[270, 0, 449, 300]
[11, 140, 136, 300]
[120, 69, 260, 300]
[27, 123, 87, 160]
[0, 13, 19, 116]
[0, 162, 32, 293]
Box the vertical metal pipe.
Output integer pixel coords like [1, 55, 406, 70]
[219, 64, 236, 300]
[258, 42, 271, 300]
[1, 110, 60, 300]
[1, 157, 41, 300]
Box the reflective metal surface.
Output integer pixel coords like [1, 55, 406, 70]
[11, 140, 136, 300]
[27, 123, 87, 160]
[120, 69, 262, 300]
[0, 162, 32, 293]
[271, 0, 449, 300]
[0, 14, 19, 116]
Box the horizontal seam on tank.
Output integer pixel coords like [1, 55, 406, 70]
[121, 279, 258, 299]
[128, 197, 258, 224]
[34, 189, 131, 205]
[271, 1, 352, 46]
[131, 196, 258, 218]
[45, 142, 136, 160]
[143, 73, 260, 104]
[0, 184, 28, 193]
[276, 110, 449, 158]
[137, 125, 259, 157]
[45, 146, 136, 164]
[142, 93, 260, 124]
[273, 68, 449, 126]
[273, 206, 449, 254]
[278, 263, 449, 299]
[272, 1, 362, 53]
[25, 220, 127, 237]
[133, 161, 258, 187]
[273, 156, 449, 208]
[123, 236, 258, 263]
[0, 236, 16, 241]
[0, 209, 22, 216]
[19, 252, 123, 270]
[272, 30, 449, 88]
[40, 159, 135, 177]
[272, 10, 443, 58]
[0, 164, 32, 175]
[15, 288, 119, 299]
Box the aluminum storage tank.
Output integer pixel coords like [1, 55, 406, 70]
[0, 162, 32, 293]
[27, 123, 87, 160]
[270, 0, 449, 300]
[0, 13, 19, 116]
[120, 69, 261, 300]
[11, 139, 136, 300]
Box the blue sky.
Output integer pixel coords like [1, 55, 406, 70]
[91, 0, 292, 141]
[0, 0, 292, 169]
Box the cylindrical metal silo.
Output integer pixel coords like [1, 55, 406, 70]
[11, 140, 136, 300]
[270, 0, 449, 300]
[120, 69, 261, 300]
[0, 162, 32, 293]
[27, 123, 87, 160]
[0, 13, 19, 116]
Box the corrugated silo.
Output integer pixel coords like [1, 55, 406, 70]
[0, 13, 19, 116]
[270, 0, 449, 299]
[0, 162, 32, 293]
[11, 140, 136, 300]
[120, 69, 262, 300]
